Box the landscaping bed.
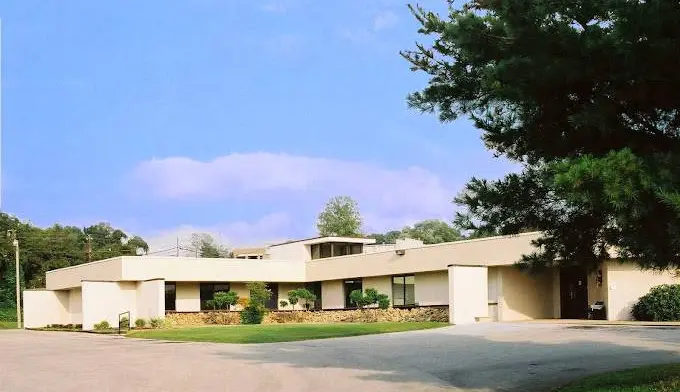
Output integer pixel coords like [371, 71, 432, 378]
[558, 363, 680, 392]
[127, 322, 446, 343]
[166, 306, 449, 326]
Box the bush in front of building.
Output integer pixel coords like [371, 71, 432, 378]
[632, 284, 680, 321]
[239, 282, 272, 324]
[94, 320, 110, 330]
[350, 288, 390, 309]
[240, 304, 265, 324]
[149, 317, 164, 328]
[287, 288, 317, 310]
[135, 318, 147, 328]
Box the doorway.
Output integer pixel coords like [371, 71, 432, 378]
[560, 267, 588, 319]
[265, 283, 279, 309]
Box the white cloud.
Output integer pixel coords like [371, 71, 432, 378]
[131, 152, 456, 233]
[142, 212, 293, 253]
[372, 10, 398, 31]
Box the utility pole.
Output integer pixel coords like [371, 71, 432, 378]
[85, 234, 92, 262]
[7, 229, 21, 329]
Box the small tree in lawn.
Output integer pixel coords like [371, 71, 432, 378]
[287, 288, 317, 310]
[213, 291, 239, 310]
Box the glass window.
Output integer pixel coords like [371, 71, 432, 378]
[165, 282, 176, 311]
[334, 243, 349, 256]
[344, 279, 362, 308]
[320, 243, 332, 258]
[311, 244, 321, 259]
[305, 282, 322, 309]
[350, 244, 363, 255]
[200, 282, 230, 310]
[392, 275, 415, 306]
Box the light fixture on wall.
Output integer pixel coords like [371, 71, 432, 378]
[395, 249, 406, 256]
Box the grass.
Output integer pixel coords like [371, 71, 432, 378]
[127, 322, 446, 344]
[0, 307, 17, 329]
[558, 364, 680, 392]
[0, 321, 17, 329]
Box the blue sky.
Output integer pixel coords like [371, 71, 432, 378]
[1, 0, 515, 249]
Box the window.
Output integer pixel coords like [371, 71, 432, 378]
[344, 279, 362, 308]
[392, 275, 415, 306]
[305, 281, 322, 309]
[165, 282, 176, 311]
[320, 243, 332, 258]
[200, 282, 230, 310]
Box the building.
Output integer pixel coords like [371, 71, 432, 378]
[23, 232, 679, 330]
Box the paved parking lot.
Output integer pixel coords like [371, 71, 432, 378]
[2, 323, 680, 392]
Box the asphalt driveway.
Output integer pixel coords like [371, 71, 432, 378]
[2, 323, 680, 392]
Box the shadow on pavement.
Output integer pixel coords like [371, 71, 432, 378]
[216, 324, 680, 392]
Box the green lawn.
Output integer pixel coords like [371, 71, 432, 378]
[558, 364, 680, 392]
[0, 321, 17, 329]
[127, 322, 446, 343]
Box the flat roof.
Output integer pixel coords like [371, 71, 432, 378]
[268, 236, 376, 247]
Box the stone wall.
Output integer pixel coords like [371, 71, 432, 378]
[165, 306, 448, 326]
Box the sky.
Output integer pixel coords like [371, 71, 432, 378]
[0, 0, 516, 251]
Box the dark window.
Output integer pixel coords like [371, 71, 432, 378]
[265, 283, 279, 309]
[200, 282, 230, 310]
[320, 243, 332, 258]
[310, 244, 321, 259]
[392, 275, 415, 306]
[344, 279, 363, 308]
[350, 244, 363, 255]
[305, 281, 322, 309]
[165, 282, 176, 311]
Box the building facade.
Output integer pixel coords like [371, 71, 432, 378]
[23, 232, 680, 330]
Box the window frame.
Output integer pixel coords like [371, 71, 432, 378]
[165, 281, 176, 311]
[200, 282, 231, 310]
[392, 274, 416, 307]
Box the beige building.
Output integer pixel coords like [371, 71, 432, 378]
[23, 232, 679, 330]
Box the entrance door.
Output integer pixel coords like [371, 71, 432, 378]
[560, 267, 588, 319]
[265, 283, 279, 309]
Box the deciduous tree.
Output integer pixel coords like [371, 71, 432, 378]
[316, 196, 363, 237]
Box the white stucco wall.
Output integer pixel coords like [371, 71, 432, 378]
[81, 281, 138, 330]
[136, 279, 165, 321]
[175, 282, 200, 312]
[449, 265, 488, 324]
[321, 280, 344, 309]
[606, 261, 680, 320]
[23, 290, 70, 328]
[69, 288, 83, 325]
[415, 271, 449, 306]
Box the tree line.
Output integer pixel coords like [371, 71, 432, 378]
[0, 213, 149, 308]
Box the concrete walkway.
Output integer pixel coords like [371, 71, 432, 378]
[2, 323, 680, 392]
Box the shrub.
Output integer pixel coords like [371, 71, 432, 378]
[119, 316, 130, 329]
[237, 297, 249, 309]
[149, 317, 164, 328]
[279, 300, 289, 309]
[93, 320, 110, 330]
[287, 288, 317, 310]
[350, 288, 390, 309]
[213, 291, 239, 310]
[135, 318, 147, 328]
[240, 305, 265, 324]
[632, 284, 680, 321]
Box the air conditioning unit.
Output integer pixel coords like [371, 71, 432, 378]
[395, 249, 406, 256]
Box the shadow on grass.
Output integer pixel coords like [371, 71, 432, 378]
[215, 324, 680, 392]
